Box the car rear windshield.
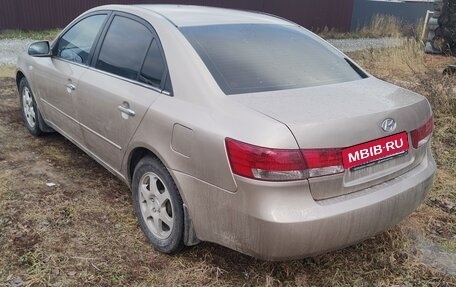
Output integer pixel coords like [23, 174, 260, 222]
[180, 24, 364, 95]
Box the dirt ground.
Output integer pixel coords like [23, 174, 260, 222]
[0, 50, 455, 286]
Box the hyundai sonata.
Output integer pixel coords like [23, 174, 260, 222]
[16, 5, 435, 260]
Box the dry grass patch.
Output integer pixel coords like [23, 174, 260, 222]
[0, 65, 15, 78]
[358, 14, 404, 39]
[320, 14, 416, 40]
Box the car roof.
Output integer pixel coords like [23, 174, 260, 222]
[103, 5, 293, 27]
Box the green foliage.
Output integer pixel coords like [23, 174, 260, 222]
[0, 29, 61, 40]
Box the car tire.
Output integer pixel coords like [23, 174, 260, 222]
[132, 155, 185, 254]
[19, 78, 43, 136]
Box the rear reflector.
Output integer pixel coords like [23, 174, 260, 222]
[225, 138, 344, 181]
[411, 116, 433, 149]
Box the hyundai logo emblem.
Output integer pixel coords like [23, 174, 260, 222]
[381, 118, 397, 133]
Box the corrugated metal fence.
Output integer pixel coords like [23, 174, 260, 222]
[0, 0, 355, 31]
[351, 0, 434, 30]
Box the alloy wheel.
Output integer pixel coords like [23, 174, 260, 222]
[22, 87, 36, 128]
[139, 172, 174, 239]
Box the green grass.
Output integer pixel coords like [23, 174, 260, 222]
[0, 29, 61, 40]
[440, 239, 456, 253]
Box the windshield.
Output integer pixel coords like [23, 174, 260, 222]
[180, 24, 364, 95]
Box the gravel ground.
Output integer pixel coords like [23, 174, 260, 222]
[0, 39, 34, 66]
[327, 37, 404, 52]
[0, 37, 403, 66]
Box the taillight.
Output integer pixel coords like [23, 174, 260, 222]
[225, 138, 344, 181]
[411, 116, 433, 149]
[225, 138, 306, 181]
[300, 149, 344, 178]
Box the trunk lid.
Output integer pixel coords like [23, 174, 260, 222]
[231, 78, 432, 200]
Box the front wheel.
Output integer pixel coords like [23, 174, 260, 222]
[132, 156, 185, 254]
[19, 78, 42, 136]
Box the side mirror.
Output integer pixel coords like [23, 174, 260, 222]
[28, 41, 51, 57]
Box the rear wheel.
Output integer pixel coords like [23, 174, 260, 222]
[132, 156, 184, 254]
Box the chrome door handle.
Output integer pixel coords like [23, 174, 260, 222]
[118, 105, 136, 117]
[65, 83, 76, 91]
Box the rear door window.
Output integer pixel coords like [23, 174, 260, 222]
[96, 16, 153, 80]
[56, 14, 107, 64]
[138, 39, 166, 89]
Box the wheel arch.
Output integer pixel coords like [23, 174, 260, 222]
[126, 145, 200, 246]
[128, 147, 153, 184]
[16, 70, 26, 90]
[127, 146, 171, 186]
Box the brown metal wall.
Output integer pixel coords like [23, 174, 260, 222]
[0, 0, 354, 32]
[262, 0, 355, 31]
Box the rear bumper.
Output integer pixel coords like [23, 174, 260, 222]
[172, 149, 435, 261]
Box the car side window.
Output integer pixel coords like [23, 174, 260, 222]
[138, 39, 166, 89]
[96, 16, 152, 80]
[56, 14, 106, 64]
